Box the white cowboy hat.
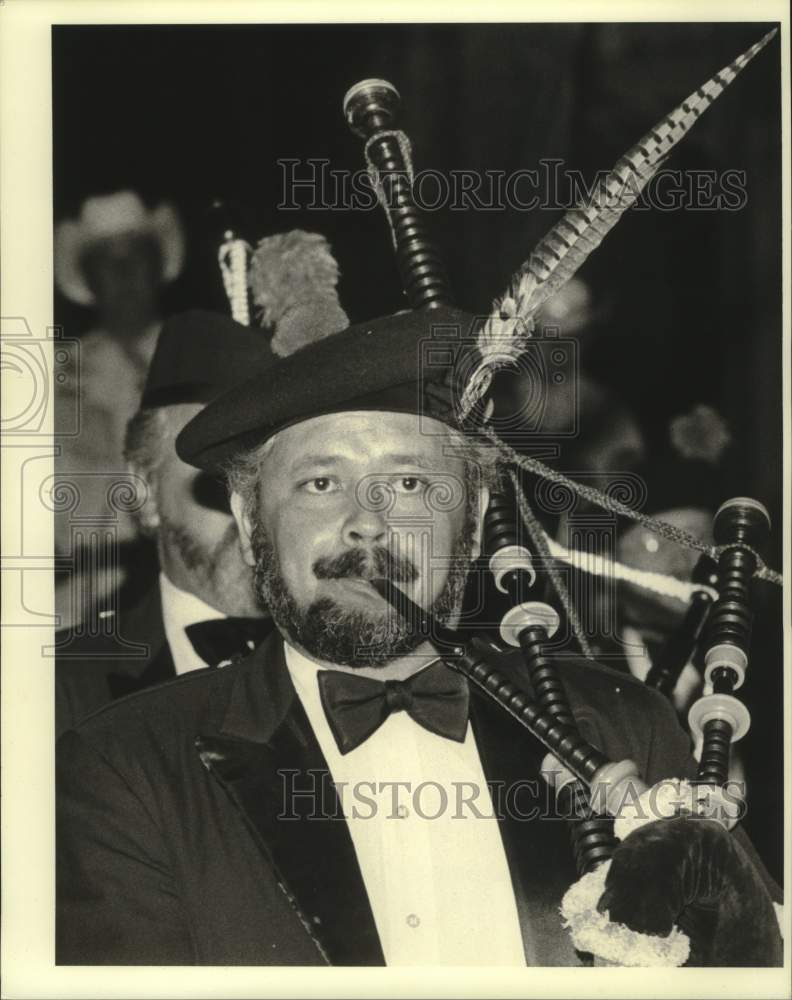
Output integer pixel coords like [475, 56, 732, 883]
[54, 190, 185, 306]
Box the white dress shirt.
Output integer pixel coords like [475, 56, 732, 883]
[284, 643, 526, 966]
[160, 573, 225, 675]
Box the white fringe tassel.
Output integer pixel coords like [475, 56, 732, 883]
[219, 236, 251, 326]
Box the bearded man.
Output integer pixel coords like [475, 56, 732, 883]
[55, 310, 273, 735]
[56, 308, 782, 967]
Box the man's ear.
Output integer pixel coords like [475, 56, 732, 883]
[127, 463, 160, 534]
[471, 486, 490, 562]
[230, 491, 256, 567]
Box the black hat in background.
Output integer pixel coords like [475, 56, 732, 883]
[140, 309, 275, 410]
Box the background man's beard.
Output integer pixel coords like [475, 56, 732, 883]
[159, 518, 259, 616]
[250, 517, 476, 668]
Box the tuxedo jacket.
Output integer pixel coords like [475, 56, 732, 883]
[56, 632, 779, 966]
[55, 577, 176, 738]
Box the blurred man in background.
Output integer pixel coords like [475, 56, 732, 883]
[54, 191, 185, 625]
[55, 310, 274, 735]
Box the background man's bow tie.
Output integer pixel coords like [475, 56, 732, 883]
[185, 616, 272, 667]
[317, 660, 469, 754]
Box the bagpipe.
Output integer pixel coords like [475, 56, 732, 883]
[338, 31, 784, 967]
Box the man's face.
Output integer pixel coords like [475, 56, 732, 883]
[144, 403, 260, 617]
[82, 233, 162, 320]
[232, 411, 483, 666]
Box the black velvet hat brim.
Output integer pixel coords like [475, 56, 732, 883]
[176, 306, 478, 473]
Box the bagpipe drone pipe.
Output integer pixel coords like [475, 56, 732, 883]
[341, 33, 784, 967]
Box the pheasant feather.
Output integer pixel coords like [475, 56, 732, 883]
[459, 28, 777, 419]
[508, 27, 777, 321]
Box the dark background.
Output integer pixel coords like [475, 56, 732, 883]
[52, 22, 783, 878]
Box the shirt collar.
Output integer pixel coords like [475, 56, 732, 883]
[160, 572, 226, 674]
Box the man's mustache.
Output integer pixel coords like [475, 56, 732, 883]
[313, 547, 419, 584]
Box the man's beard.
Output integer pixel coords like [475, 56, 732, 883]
[159, 517, 259, 616]
[249, 514, 477, 668]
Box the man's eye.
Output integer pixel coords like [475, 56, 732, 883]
[301, 477, 339, 494]
[394, 476, 428, 494]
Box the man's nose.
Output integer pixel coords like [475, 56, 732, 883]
[341, 497, 389, 546]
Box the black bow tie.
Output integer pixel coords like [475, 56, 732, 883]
[184, 616, 272, 667]
[317, 660, 469, 755]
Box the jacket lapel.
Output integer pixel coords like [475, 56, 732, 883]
[469, 657, 583, 967]
[196, 634, 385, 966]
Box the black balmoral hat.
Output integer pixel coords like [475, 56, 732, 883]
[140, 309, 275, 409]
[175, 306, 479, 473]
